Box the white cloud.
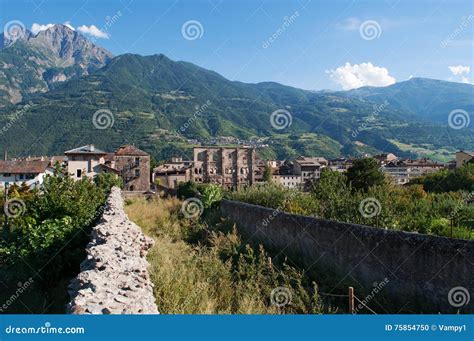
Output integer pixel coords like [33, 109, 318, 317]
[327, 62, 396, 90]
[448, 65, 472, 84]
[31, 22, 76, 35]
[448, 65, 470, 76]
[31, 23, 55, 35]
[77, 25, 109, 39]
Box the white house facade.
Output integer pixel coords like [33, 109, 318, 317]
[0, 160, 53, 189]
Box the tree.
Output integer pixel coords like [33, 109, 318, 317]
[413, 163, 474, 193]
[94, 172, 123, 192]
[263, 164, 273, 183]
[311, 169, 353, 220]
[176, 181, 198, 199]
[346, 158, 386, 192]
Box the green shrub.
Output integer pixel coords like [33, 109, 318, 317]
[0, 172, 113, 312]
[94, 172, 123, 192]
[229, 170, 473, 240]
[199, 184, 223, 209]
[176, 181, 198, 199]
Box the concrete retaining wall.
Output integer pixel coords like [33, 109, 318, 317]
[221, 200, 474, 313]
[67, 187, 158, 314]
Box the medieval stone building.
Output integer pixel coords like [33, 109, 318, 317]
[114, 145, 150, 191]
[192, 147, 256, 189]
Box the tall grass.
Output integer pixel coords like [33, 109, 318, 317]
[125, 197, 324, 314]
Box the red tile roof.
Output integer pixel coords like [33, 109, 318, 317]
[115, 145, 149, 156]
[0, 160, 50, 174]
[104, 153, 115, 162]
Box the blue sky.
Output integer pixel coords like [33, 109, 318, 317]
[1, 0, 473, 90]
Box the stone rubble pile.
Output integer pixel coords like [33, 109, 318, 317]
[67, 187, 158, 314]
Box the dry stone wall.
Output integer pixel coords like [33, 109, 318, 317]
[67, 187, 158, 314]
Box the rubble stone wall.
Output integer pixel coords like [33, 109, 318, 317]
[67, 187, 158, 314]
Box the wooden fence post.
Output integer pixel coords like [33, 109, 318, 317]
[348, 286, 355, 314]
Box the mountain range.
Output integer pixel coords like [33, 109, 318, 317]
[0, 24, 112, 106]
[0, 24, 472, 162]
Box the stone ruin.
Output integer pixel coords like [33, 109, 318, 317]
[67, 187, 158, 314]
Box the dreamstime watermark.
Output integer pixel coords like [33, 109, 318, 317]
[4, 198, 26, 218]
[447, 286, 470, 308]
[0, 102, 31, 136]
[261, 190, 298, 227]
[89, 11, 123, 44]
[270, 286, 292, 308]
[351, 100, 389, 138]
[5, 322, 85, 335]
[84, 203, 108, 226]
[262, 11, 300, 49]
[270, 109, 292, 130]
[359, 197, 381, 218]
[181, 197, 204, 219]
[181, 20, 204, 40]
[448, 191, 473, 221]
[354, 277, 389, 313]
[92, 109, 115, 129]
[0, 277, 34, 313]
[359, 20, 381, 40]
[178, 100, 212, 133]
[440, 15, 474, 48]
[448, 109, 470, 129]
[3, 20, 26, 43]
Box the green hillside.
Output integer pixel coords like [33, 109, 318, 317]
[0, 53, 472, 161]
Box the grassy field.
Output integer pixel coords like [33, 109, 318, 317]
[125, 197, 326, 314]
[389, 139, 457, 163]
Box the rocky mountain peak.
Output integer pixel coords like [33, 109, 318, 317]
[28, 24, 113, 68]
[0, 23, 113, 105]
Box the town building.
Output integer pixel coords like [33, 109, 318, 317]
[64, 144, 150, 191]
[272, 174, 303, 189]
[328, 157, 353, 173]
[373, 153, 398, 165]
[64, 145, 108, 179]
[114, 145, 151, 192]
[0, 159, 54, 188]
[381, 158, 446, 185]
[293, 156, 328, 185]
[455, 151, 474, 168]
[153, 157, 192, 189]
[192, 147, 256, 189]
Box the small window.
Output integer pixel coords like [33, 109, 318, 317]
[135, 169, 140, 177]
[135, 157, 140, 166]
[3, 173, 11, 177]
[76, 169, 82, 178]
[19, 174, 25, 180]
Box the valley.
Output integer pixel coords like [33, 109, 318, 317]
[0, 25, 473, 162]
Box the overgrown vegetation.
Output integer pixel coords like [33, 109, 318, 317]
[125, 196, 326, 314]
[0, 172, 120, 313]
[412, 163, 474, 193]
[229, 165, 474, 240]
